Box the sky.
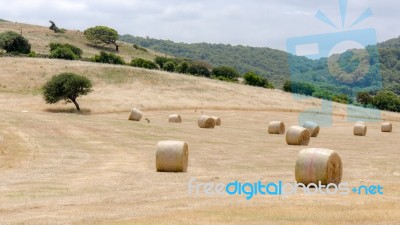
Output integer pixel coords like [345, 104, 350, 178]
[0, 0, 398, 53]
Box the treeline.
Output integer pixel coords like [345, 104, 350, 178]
[283, 80, 400, 113]
[120, 35, 400, 94]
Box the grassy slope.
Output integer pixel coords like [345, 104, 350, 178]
[0, 21, 399, 225]
[0, 21, 163, 61]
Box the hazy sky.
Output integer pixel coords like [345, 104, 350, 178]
[0, 0, 398, 52]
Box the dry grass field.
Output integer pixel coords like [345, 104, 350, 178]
[0, 21, 162, 61]
[0, 22, 400, 225]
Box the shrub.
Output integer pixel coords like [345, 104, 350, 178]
[50, 47, 78, 60]
[154, 56, 168, 69]
[372, 90, 400, 112]
[0, 31, 31, 54]
[163, 60, 176, 72]
[130, 58, 158, 69]
[243, 71, 272, 88]
[42, 73, 93, 111]
[356, 91, 373, 106]
[332, 94, 350, 104]
[283, 80, 315, 96]
[187, 62, 211, 77]
[92, 51, 125, 65]
[177, 62, 189, 74]
[50, 43, 82, 58]
[212, 66, 240, 81]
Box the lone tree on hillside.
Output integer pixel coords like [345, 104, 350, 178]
[84, 26, 119, 51]
[42, 73, 93, 111]
[0, 31, 31, 54]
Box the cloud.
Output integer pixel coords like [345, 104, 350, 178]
[0, 0, 397, 51]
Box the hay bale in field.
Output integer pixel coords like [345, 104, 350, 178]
[295, 148, 342, 185]
[286, 126, 310, 146]
[268, 121, 285, 134]
[303, 121, 320, 137]
[128, 108, 143, 121]
[156, 141, 188, 172]
[198, 115, 216, 129]
[169, 114, 182, 123]
[354, 123, 367, 136]
[211, 117, 221, 126]
[381, 122, 392, 132]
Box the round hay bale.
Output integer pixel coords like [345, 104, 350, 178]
[354, 123, 367, 136]
[128, 108, 143, 121]
[169, 114, 182, 123]
[381, 122, 392, 133]
[286, 126, 310, 146]
[211, 117, 221, 126]
[198, 115, 216, 129]
[156, 141, 188, 172]
[303, 121, 320, 137]
[268, 121, 285, 134]
[295, 148, 342, 185]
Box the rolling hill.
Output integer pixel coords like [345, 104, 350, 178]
[120, 35, 400, 94]
[0, 20, 399, 224]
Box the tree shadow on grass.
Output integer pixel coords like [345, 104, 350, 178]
[45, 107, 91, 115]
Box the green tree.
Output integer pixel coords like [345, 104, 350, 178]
[187, 62, 211, 77]
[154, 56, 168, 69]
[357, 91, 373, 106]
[84, 26, 119, 51]
[372, 90, 400, 112]
[283, 80, 315, 96]
[163, 60, 176, 72]
[130, 58, 158, 69]
[243, 71, 270, 88]
[212, 66, 240, 81]
[42, 73, 93, 111]
[92, 51, 125, 65]
[0, 31, 31, 54]
[283, 80, 293, 92]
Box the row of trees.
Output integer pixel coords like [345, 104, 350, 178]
[283, 80, 400, 112]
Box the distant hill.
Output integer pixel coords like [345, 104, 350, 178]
[120, 35, 400, 95]
[0, 19, 9, 22]
[120, 35, 315, 88]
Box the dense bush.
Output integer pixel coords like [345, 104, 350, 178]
[0, 31, 31, 54]
[130, 58, 158, 69]
[356, 91, 373, 106]
[50, 43, 82, 59]
[372, 90, 400, 112]
[42, 73, 92, 111]
[283, 80, 316, 96]
[50, 47, 77, 60]
[243, 71, 273, 88]
[187, 62, 211, 77]
[163, 60, 177, 72]
[92, 51, 125, 65]
[212, 66, 240, 81]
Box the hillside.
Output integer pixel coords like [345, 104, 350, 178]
[120, 35, 400, 94]
[0, 21, 400, 224]
[0, 21, 161, 61]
